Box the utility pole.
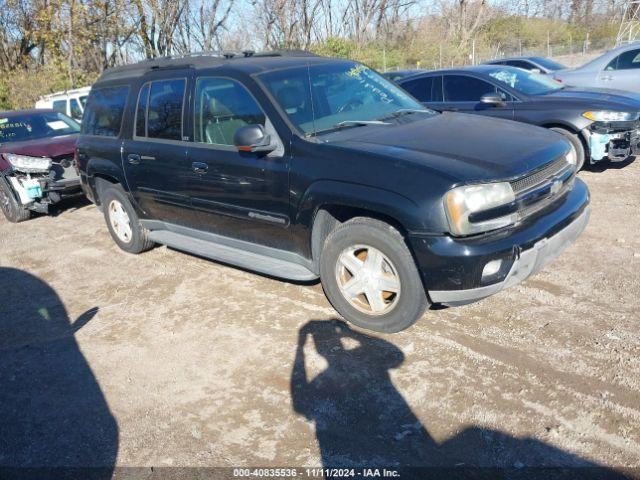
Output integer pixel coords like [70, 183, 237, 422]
[617, 0, 640, 45]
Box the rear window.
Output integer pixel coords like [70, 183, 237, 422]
[82, 85, 129, 137]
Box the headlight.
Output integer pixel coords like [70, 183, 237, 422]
[2, 153, 52, 173]
[565, 143, 577, 166]
[582, 111, 637, 122]
[444, 182, 516, 236]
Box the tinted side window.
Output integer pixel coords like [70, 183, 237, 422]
[401, 76, 443, 102]
[443, 76, 496, 102]
[611, 49, 640, 70]
[402, 77, 434, 102]
[194, 78, 265, 146]
[83, 85, 129, 137]
[52, 99, 67, 114]
[147, 79, 185, 141]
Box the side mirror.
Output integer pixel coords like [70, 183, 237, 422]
[234, 124, 276, 154]
[480, 93, 506, 107]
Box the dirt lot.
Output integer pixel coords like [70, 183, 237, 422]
[1, 159, 639, 476]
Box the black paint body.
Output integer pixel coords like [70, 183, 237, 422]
[77, 56, 590, 295]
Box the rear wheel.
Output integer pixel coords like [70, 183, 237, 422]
[550, 127, 586, 170]
[100, 184, 154, 254]
[319, 217, 428, 333]
[0, 179, 31, 223]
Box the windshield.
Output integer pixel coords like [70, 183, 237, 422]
[0, 111, 80, 144]
[258, 62, 428, 135]
[532, 57, 566, 71]
[485, 67, 564, 95]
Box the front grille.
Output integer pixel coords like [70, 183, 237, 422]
[510, 156, 570, 194]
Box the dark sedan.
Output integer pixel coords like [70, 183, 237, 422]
[396, 65, 640, 169]
[0, 109, 82, 222]
[483, 56, 567, 74]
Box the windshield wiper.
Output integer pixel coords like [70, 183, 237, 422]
[334, 120, 391, 127]
[310, 120, 391, 137]
[378, 108, 433, 121]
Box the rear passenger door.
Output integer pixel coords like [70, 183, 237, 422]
[441, 74, 515, 120]
[122, 74, 199, 228]
[186, 76, 291, 248]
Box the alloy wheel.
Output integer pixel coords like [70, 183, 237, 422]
[335, 244, 401, 315]
[108, 200, 133, 243]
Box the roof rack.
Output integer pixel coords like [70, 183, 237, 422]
[98, 49, 320, 81]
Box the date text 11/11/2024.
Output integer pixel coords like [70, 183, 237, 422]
[232, 468, 401, 477]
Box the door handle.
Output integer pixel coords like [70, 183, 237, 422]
[192, 162, 208, 174]
[127, 154, 141, 165]
[601, 75, 613, 81]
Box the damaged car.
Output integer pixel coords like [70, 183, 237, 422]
[396, 65, 640, 168]
[0, 109, 82, 222]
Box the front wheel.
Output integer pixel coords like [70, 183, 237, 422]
[319, 218, 428, 333]
[0, 179, 31, 223]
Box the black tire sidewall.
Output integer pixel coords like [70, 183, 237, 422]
[0, 179, 30, 223]
[320, 221, 428, 333]
[101, 186, 147, 254]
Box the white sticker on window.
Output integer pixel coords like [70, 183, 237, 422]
[0, 118, 7, 124]
[47, 121, 68, 130]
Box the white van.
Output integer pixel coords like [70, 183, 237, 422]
[35, 87, 91, 123]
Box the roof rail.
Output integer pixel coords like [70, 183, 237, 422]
[98, 49, 321, 81]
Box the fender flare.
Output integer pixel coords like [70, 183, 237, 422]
[296, 180, 424, 233]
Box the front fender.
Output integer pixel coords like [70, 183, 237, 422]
[296, 180, 442, 233]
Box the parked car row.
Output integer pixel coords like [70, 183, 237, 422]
[1, 48, 635, 333]
[394, 65, 640, 168]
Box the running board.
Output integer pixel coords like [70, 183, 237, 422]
[147, 230, 318, 281]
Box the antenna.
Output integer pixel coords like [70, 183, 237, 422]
[617, 0, 640, 45]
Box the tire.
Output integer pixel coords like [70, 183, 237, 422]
[550, 127, 586, 170]
[319, 217, 428, 333]
[0, 179, 31, 223]
[99, 183, 154, 254]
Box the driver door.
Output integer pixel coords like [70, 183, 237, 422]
[598, 48, 640, 92]
[440, 74, 515, 120]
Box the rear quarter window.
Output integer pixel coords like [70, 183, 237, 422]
[82, 85, 130, 137]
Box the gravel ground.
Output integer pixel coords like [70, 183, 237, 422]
[0, 159, 639, 477]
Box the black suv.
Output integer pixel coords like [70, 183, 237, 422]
[76, 51, 590, 333]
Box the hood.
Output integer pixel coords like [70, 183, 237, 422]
[540, 87, 640, 111]
[324, 113, 571, 183]
[0, 134, 78, 159]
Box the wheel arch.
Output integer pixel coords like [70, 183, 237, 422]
[541, 122, 590, 159]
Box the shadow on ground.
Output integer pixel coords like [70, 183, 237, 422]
[291, 319, 630, 479]
[0, 267, 117, 478]
[586, 155, 636, 173]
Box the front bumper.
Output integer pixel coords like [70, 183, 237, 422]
[408, 178, 590, 306]
[429, 205, 589, 305]
[584, 120, 640, 163]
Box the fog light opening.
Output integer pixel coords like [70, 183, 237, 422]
[482, 259, 503, 279]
